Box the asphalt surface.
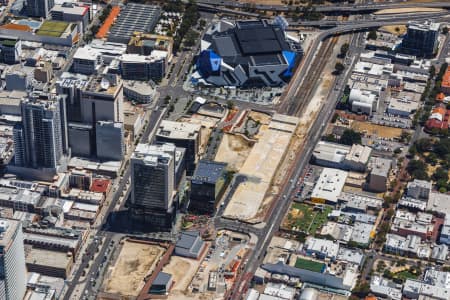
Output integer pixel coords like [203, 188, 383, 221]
[63, 107, 164, 300]
[197, 0, 450, 13]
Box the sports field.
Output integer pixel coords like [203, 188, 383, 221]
[294, 257, 325, 273]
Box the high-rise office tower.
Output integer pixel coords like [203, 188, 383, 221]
[26, 0, 54, 18]
[401, 21, 440, 57]
[81, 76, 124, 124]
[155, 120, 201, 175]
[0, 219, 27, 300]
[56, 73, 88, 123]
[57, 74, 124, 160]
[95, 121, 124, 161]
[130, 143, 177, 231]
[13, 95, 68, 170]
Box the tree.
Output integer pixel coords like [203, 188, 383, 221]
[164, 95, 171, 104]
[323, 134, 337, 143]
[198, 19, 206, 29]
[435, 138, 450, 158]
[399, 131, 412, 143]
[429, 65, 436, 78]
[340, 129, 362, 145]
[432, 167, 449, 182]
[334, 62, 345, 74]
[386, 208, 395, 220]
[407, 160, 429, 180]
[331, 113, 339, 123]
[425, 152, 438, 165]
[226, 100, 235, 109]
[352, 281, 370, 297]
[367, 30, 378, 40]
[184, 29, 199, 47]
[415, 138, 434, 153]
[339, 43, 349, 58]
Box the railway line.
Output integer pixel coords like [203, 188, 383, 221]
[289, 35, 338, 116]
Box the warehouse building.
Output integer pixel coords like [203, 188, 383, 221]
[311, 168, 348, 205]
[175, 231, 206, 259]
[311, 141, 371, 172]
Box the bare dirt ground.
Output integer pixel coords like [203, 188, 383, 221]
[163, 256, 199, 292]
[380, 25, 407, 36]
[103, 241, 164, 297]
[351, 121, 403, 139]
[179, 115, 219, 156]
[215, 133, 252, 171]
[374, 7, 443, 14]
[251, 34, 348, 222]
[247, 111, 271, 125]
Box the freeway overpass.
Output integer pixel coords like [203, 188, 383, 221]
[197, 2, 259, 17]
[292, 11, 449, 27]
[197, 0, 450, 14]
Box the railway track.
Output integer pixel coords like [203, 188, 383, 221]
[288, 35, 338, 116]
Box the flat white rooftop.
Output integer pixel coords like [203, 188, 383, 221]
[311, 168, 348, 204]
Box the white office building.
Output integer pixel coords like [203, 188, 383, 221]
[349, 88, 378, 115]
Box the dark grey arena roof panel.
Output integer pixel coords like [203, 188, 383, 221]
[252, 54, 283, 66]
[235, 27, 282, 55]
[213, 36, 239, 57]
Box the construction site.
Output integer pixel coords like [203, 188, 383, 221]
[101, 239, 167, 297]
[220, 112, 300, 223]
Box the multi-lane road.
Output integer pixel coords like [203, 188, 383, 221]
[197, 0, 450, 13]
[63, 107, 163, 299]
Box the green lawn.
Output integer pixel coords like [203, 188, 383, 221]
[285, 203, 332, 234]
[36, 20, 69, 37]
[395, 270, 418, 280]
[294, 257, 325, 273]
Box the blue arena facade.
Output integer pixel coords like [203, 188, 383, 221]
[192, 18, 303, 88]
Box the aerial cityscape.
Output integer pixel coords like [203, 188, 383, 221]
[0, 0, 450, 299]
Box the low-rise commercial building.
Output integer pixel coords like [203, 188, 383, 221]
[51, 3, 90, 32]
[25, 247, 73, 279]
[127, 32, 173, 56]
[311, 168, 348, 205]
[407, 179, 432, 200]
[349, 88, 378, 115]
[311, 142, 371, 172]
[367, 157, 391, 192]
[304, 237, 339, 261]
[123, 80, 155, 103]
[0, 20, 79, 47]
[403, 269, 450, 300]
[120, 51, 168, 81]
[174, 231, 206, 259]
